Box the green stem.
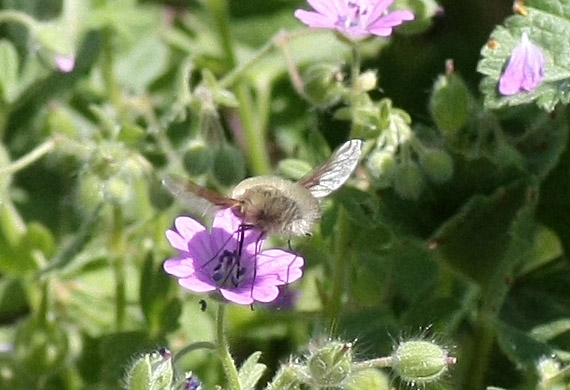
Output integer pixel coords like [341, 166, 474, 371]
[217, 304, 241, 390]
[206, 0, 271, 175]
[101, 28, 123, 120]
[322, 44, 361, 325]
[236, 84, 271, 175]
[466, 312, 495, 390]
[324, 207, 351, 325]
[349, 43, 361, 137]
[0, 10, 36, 29]
[112, 207, 126, 331]
[206, 0, 236, 67]
[0, 139, 55, 175]
[173, 341, 216, 364]
[353, 356, 393, 370]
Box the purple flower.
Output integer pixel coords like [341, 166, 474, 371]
[294, 0, 415, 39]
[164, 209, 304, 305]
[499, 32, 545, 95]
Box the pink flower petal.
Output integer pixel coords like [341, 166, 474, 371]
[256, 250, 304, 284]
[366, 0, 394, 23]
[307, 0, 339, 19]
[164, 257, 196, 277]
[175, 216, 206, 240]
[294, 10, 336, 29]
[179, 276, 217, 293]
[499, 33, 545, 95]
[252, 283, 281, 303]
[370, 10, 415, 28]
[220, 288, 255, 305]
[210, 209, 261, 254]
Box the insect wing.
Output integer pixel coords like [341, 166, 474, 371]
[161, 174, 239, 215]
[298, 139, 363, 198]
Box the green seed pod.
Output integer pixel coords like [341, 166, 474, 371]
[394, 161, 425, 200]
[366, 150, 397, 188]
[419, 148, 454, 183]
[212, 144, 245, 187]
[345, 369, 390, 390]
[106, 176, 133, 205]
[148, 176, 174, 211]
[183, 141, 213, 177]
[495, 140, 525, 170]
[307, 341, 353, 387]
[303, 63, 346, 108]
[78, 172, 105, 209]
[392, 340, 451, 385]
[430, 73, 469, 137]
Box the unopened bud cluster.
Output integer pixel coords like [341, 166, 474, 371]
[267, 338, 454, 390]
[124, 348, 202, 390]
[366, 141, 454, 200]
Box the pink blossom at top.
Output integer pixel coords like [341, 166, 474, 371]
[499, 32, 545, 95]
[294, 0, 415, 39]
[163, 209, 304, 305]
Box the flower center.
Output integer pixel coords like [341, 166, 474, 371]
[337, 1, 369, 29]
[211, 249, 248, 288]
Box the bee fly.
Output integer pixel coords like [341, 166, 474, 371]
[163, 139, 363, 283]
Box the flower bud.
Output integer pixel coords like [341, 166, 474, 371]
[307, 341, 353, 387]
[430, 72, 469, 137]
[419, 148, 454, 183]
[394, 161, 425, 200]
[495, 140, 525, 170]
[366, 150, 396, 188]
[537, 357, 560, 384]
[183, 141, 213, 176]
[356, 70, 378, 92]
[46, 105, 77, 138]
[124, 348, 174, 390]
[391, 340, 452, 385]
[267, 365, 303, 390]
[345, 369, 390, 390]
[212, 144, 245, 187]
[303, 64, 345, 107]
[182, 374, 202, 390]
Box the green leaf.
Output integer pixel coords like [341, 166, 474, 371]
[238, 351, 266, 390]
[478, 0, 570, 111]
[0, 40, 20, 103]
[431, 181, 532, 286]
[530, 318, 570, 342]
[278, 158, 312, 181]
[115, 36, 168, 91]
[98, 331, 156, 385]
[140, 253, 180, 336]
[496, 321, 554, 368]
[516, 110, 568, 179]
[537, 131, 570, 255]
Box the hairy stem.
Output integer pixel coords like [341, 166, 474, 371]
[217, 304, 241, 390]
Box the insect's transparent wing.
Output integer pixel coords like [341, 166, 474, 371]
[161, 174, 239, 216]
[298, 139, 363, 198]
